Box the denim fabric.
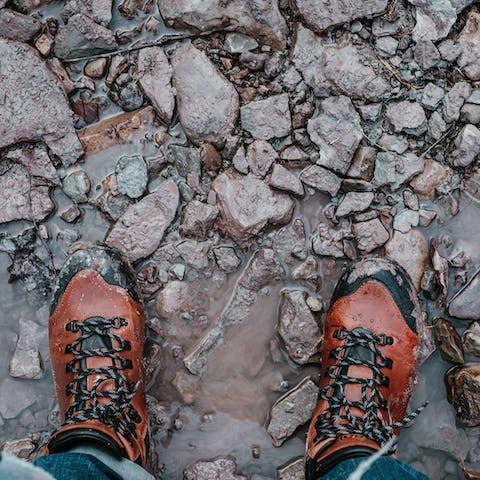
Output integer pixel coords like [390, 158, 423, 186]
[320, 456, 430, 480]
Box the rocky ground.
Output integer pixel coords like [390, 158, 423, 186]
[0, 0, 480, 479]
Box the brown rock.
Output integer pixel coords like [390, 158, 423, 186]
[84, 58, 108, 78]
[246, 140, 277, 177]
[311, 222, 349, 258]
[184, 455, 247, 480]
[0, 8, 41, 42]
[433, 317, 464, 364]
[463, 321, 480, 357]
[269, 164, 304, 196]
[336, 192, 374, 218]
[299, 165, 342, 197]
[1, 438, 35, 459]
[457, 11, 480, 81]
[199, 142, 222, 172]
[180, 200, 219, 240]
[353, 218, 390, 254]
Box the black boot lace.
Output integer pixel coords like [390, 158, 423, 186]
[63, 316, 141, 443]
[313, 327, 426, 449]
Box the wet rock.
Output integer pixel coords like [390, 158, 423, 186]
[457, 11, 480, 81]
[449, 124, 480, 167]
[448, 269, 480, 320]
[433, 317, 464, 364]
[385, 101, 427, 136]
[0, 39, 83, 165]
[158, 1, 287, 50]
[157, 280, 193, 317]
[246, 141, 276, 177]
[95, 174, 133, 221]
[241, 94, 291, 140]
[308, 96, 363, 174]
[292, 25, 389, 101]
[393, 209, 419, 233]
[0, 8, 41, 42]
[62, 0, 113, 27]
[267, 377, 317, 446]
[410, 159, 451, 197]
[11, 0, 56, 10]
[431, 238, 449, 303]
[421, 83, 445, 110]
[299, 165, 342, 197]
[118, 0, 143, 18]
[184, 455, 247, 480]
[78, 106, 156, 154]
[224, 33, 258, 53]
[373, 151, 425, 191]
[463, 322, 480, 357]
[348, 147, 376, 181]
[199, 142, 222, 172]
[1, 438, 36, 459]
[35, 33, 53, 57]
[384, 229, 428, 290]
[421, 269, 440, 300]
[269, 164, 304, 196]
[115, 154, 148, 199]
[353, 218, 389, 254]
[106, 180, 179, 262]
[277, 290, 322, 365]
[444, 82, 472, 123]
[60, 205, 82, 223]
[277, 458, 305, 480]
[213, 246, 241, 273]
[177, 239, 212, 270]
[109, 74, 144, 112]
[212, 169, 295, 245]
[445, 364, 480, 427]
[62, 170, 91, 203]
[136, 47, 175, 124]
[418, 209, 437, 227]
[172, 45, 239, 147]
[311, 222, 350, 258]
[85, 58, 108, 78]
[180, 200, 219, 240]
[336, 192, 374, 218]
[54, 14, 117, 60]
[292, 0, 386, 33]
[0, 377, 37, 419]
[0, 162, 54, 224]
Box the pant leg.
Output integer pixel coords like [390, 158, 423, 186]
[0, 452, 55, 480]
[319, 457, 430, 480]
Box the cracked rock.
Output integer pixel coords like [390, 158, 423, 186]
[212, 169, 295, 245]
[311, 222, 350, 258]
[213, 246, 241, 273]
[180, 200, 219, 240]
[241, 94, 291, 140]
[0, 39, 83, 165]
[267, 377, 317, 446]
[292, 25, 390, 101]
[136, 46, 175, 124]
[353, 218, 389, 254]
[172, 44, 239, 147]
[158, 0, 287, 50]
[106, 180, 179, 262]
[184, 456, 247, 480]
[448, 269, 480, 320]
[54, 14, 117, 60]
[300, 165, 342, 197]
[277, 290, 322, 365]
[385, 101, 427, 136]
[373, 151, 425, 190]
[308, 96, 363, 174]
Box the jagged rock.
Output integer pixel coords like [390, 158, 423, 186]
[158, 0, 287, 50]
[246, 140, 276, 177]
[0, 8, 41, 42]
[414, 40, 441, 69]
[409, 0, 458, 42]
[0, 39, 83, 165]
[348, 147, 376, 181]
[353, 218, 389, 254]
[457, 10, 480, 81]
[241, 94, 291, 140]
[277, 290, 322, 365]
[277, 458, 305, 480]
[373, 151, 425, 190]
[62, 170, 91, 203]
[180, 200, 219, 239]
[410, 158, 451, 197]
[61, 0, 113, 26]
[11, 0, 56, 10]
[212, 169, 295, 245]
[224, 33, 258, 53]
[385, 101, 427, 136]
[60, 205, 82, 223]
[1, 438, 36, 459]
[292, 0, 387, 33]
[292, 25, 390, 101]
[421, 83, 445, 110]
[115, 154, 148, 199]
[0, 162, 54, 224]
[311, 222, 350, 258]
[336, 192, 374, 217]
[269, 164, 304, 196]
[461, 103, 480, 124]
[136, 46, 175, 124]
[448, 269, 480, 320]
[393, 209, 420, 233]
[449, 124, 480, 167]
[445, 364, 480, 427]
[184, 456, 247, 480]
[433, 317, 464, 364]
[311, 98, 363, 174]
[429, 111, 448, 140]
[213, 246, 241, 273]
[267, 377, 317, 446]
[106, 180, 179, 262]
[444, 82, 472, 122]
[54, 14, 117, 60]
[376, 36, 399, 56]
[384, 229, 428, 289]
[171, 44, 239, 147]
[299, 165, 342, 197]
[463, 322, 480, 357]
[0, 377, 36, 419]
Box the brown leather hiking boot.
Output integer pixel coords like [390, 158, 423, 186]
[305, 257, 425, 479]
[47, 245, 149, 468]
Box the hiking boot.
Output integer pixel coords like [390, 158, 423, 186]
[305, 257, 424, 479]
[47, 245, 149, 468]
